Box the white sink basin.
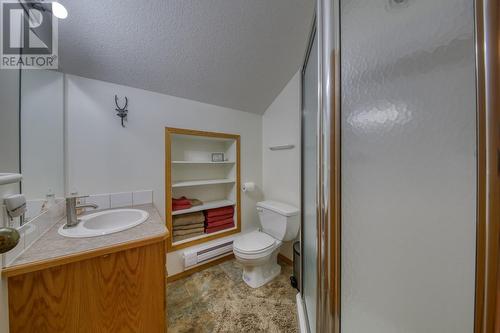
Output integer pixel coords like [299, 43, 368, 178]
[58, 209, 149, 238]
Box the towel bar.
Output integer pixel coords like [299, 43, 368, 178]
[269, 144, 295, 151]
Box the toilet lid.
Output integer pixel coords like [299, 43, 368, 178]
[233, 231, 276, 254]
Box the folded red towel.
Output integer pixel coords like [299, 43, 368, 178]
[205, 217, 233, 227]
[173, 196, 191, 205]
[205, 221, 234, 234]
[173, 201, 190, 206]
[172, 196, 192, 211]
[205, 206, 234, 218]
[172, 204, 191, 211]
[205, 213, 234, 223]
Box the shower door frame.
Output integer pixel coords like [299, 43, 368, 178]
[474, 0, 500, 332]
[316, 0, 341, 332]
[300, 0, 341, 332]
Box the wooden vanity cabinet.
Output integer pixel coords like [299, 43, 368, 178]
[6, 240, 166, 333]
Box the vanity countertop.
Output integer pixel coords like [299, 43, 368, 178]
[2, 204, 168, 277]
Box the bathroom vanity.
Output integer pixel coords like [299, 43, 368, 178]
[1, 204, 168, 333]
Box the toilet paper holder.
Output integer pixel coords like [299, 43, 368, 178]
[242, 182, 256, 192]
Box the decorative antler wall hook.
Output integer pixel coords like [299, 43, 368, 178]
[114, 95, 128, 127]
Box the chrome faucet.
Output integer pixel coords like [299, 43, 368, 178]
[65, 195, 98, 228]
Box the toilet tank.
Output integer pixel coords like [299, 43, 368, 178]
[257, 201, 299, 241]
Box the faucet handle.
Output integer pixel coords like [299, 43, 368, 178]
[66, 195, 89, 207]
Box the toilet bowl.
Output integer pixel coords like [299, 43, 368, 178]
[233, 200, 299, 288]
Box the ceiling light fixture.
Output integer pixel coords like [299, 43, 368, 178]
[51, 2, 68, 19]
[29, 1, 68, 19]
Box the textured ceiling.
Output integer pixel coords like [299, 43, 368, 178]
[57, 0, 314, 114]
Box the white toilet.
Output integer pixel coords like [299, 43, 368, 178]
[233, 200, 299, 288]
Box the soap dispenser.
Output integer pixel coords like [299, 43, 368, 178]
[44, 189, 57, 218]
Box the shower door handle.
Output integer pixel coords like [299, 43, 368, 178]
[497, 149, 500, 175]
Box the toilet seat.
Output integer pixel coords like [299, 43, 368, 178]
[233, 230, 277, 257]
[233, 230, 283, 288]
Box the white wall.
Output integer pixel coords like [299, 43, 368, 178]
[0, 71, 20, 179]
[262, 71, 301, 259]
[65, 74, 263, 275]
[0, 69, 20, 333]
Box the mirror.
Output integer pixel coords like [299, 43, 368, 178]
[20, 69, 64, 222]
[0, 69, 21, 207]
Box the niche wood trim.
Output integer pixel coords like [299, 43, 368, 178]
[165, 127, 241, 252]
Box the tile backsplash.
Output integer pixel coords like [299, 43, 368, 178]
[132, 190, 154, 206]
[85, 194, 111, 209]
[110, 192, 133, 208]
[81, 190, 153, 210]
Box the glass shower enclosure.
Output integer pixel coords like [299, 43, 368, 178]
[300, 0, 480, 332]
[300, 23, 318, 332]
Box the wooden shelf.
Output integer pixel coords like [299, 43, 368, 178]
[172, 179, 235, 188]
[172, 199, 235, 216]
[172, 161, 235, 164]
[165, 127, 241, 252]
[171, 133, 235, 142]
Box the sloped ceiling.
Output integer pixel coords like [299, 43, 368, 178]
[57, 0, 314, 114]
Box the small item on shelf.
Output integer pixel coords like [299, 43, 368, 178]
[211, 152, 225, 162]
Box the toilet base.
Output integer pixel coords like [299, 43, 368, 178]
[240, 252, 281, 288]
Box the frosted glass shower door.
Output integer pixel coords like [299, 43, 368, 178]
[339, 0, 477, 332]
[301, 29, 318, 332]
